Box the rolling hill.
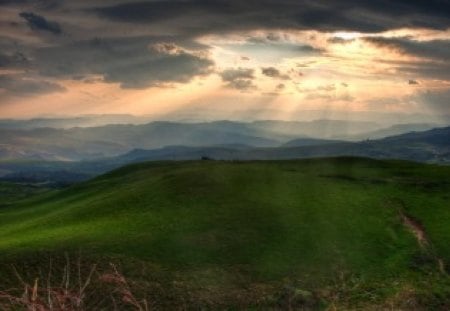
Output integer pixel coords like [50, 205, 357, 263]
[0, 158, 449, 309]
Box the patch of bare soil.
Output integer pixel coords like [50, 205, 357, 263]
[399, 210, 447, 274]
[400, 211, 428, 248]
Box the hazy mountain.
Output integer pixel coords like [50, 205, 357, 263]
[1, 119, 447, 163]
[0, 115, 150, 130]
[0, 120, 381, 161]
[353, 123, 440, 140]
[1, 126, 448, 186]
[0, 121, 281, 161]
[250, 119, 382, 139]
[282, 138, 345, 147]
[113, 126, 450, 164]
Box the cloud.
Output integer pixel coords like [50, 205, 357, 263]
[306, 92, 353, 102]
[225, 38, 323, 62]
[317, 84, 336, 92]
[32, 36, 214, 89]
[296, 61, 316, 68]
[261, 67, 290, 79]
[339, 94, 355, 102]
[364, 37, 450, 61]
[149, 42, 185, 55]
[1, 0, 450, 109]
[0, 51, 29, 68]
[385, 60, 450, 81]
[276, 83, 285, 90]
[220, 68, 254, 80]
[327, 37, 355, 44]
[19, 12, 61, 35]
[305, 93, 332, 100]
[220, 68, 256, 91]
[92, 1, 450, 34]
[408, 79, 419, 85]
[365, 37, 450, 81]
[226, 79, 257, 91]
[0, 74, 65, 96]
[0, 0, 28, 6]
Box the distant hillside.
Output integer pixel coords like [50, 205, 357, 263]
[0, 114, 149, 129]
[0, 121, 281, 161]
[0, 126, 449, 185]
[282, 138, 345, 147]
[115, 126, 450, 164]
[353, 123, 440, 140]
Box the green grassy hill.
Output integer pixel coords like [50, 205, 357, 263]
[0, 158, 449, 309]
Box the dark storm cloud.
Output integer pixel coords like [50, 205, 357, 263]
[1, 0, 61, 8]
[261, 67, 290, 80]
[0, 74, 65, 96]
[225, 79, 256, 91]
[364, 37, 450, 61]
[0, 0, 27, 5]
[220, 68, 254, 81]
[406, 64, 450, 81]
[220, 68, 256, 91]
[2, 0, 450, 96]
[93, 0, 450, 34]
[0, 51, 29, 68]
[32, 36, 214, 88]
[19, 12, 61, 35]
[0, 36, 34, 72]
[381, 60, 450, 81]
[366, 37, 450, 81]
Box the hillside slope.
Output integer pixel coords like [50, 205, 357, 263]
[0, 158, 449, 308]
[1, 158, 449, 269]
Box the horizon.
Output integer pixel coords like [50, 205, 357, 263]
[1, 111, 449, 126]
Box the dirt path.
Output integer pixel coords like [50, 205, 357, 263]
[399, 211, 428, 248]
[399, 210, 447, 274]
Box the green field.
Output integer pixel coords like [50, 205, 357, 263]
[0, 157, 449, 309]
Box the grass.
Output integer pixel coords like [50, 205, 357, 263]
[0, 181, 50, 206]
[0, 157, 449, 309]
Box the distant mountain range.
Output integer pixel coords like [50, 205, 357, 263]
[115, 126, 450, 163]
[0, 125, 448, 185]
[0, 119, 443, 161]
[0, 115, 150, 129]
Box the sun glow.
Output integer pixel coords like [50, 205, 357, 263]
[332, 32, 362, 40]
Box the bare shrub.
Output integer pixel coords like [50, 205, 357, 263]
[0, 254, 148, 311]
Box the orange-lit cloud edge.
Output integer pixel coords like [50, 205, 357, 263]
[1, 28, 449, 122]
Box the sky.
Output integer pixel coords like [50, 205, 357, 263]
[0, 0, 450, 122]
